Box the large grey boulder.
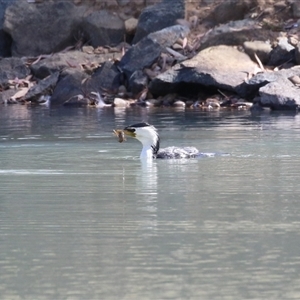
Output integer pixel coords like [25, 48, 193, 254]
[132, 0, 185, 44]
[81, 10, 125, 47]
[3, 1, 82, 57]
[259, 80, 300, 110]
[149, 45, 257, 96]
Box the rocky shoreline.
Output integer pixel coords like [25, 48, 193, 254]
[1, 0, 300, 111]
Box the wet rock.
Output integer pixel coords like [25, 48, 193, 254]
[243, 41, 272, 64]
[51, 70, 89, 106]
[173, 100, 185, 108]
[113, 97, 129, 107]
[133, 0, 185, 44]
[0, 57, 30, 86]
[81, 10, 125, 47]
[3, 1, 82, 57]
[119, 25, 189, 79]
[88, 61, 122, 93]
[0, 88, 18, 104]
[149, 45, 257, 96]
[24, 71, 60, 102]
[30, 51, 120, 79]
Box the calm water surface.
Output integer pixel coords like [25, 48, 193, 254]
[1, 105, 300, 299]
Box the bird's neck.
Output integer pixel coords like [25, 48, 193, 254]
[140, 144, 155, 159]
[137, 129, 160, 160]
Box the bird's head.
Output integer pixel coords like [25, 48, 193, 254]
[123, 122, 160, 158]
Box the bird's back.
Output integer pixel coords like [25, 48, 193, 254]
[156, 146, 199, 159]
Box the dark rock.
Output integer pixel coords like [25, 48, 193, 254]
[24, 71, 60, 102]
[51, 70, 89, 106]
[119, 36, 163, 79]
[3, 1, 83, 57]
[0, 57, 30, 86]
[0, 31, 11, 57]
[294, 42, 300, 65]
[128, 70, 148, 97]
[267, 37, 295, 66]
[119, 25, 189, 79]
[87, 61, 122, 93]
[30, 51, 120, 79]
[147, 24, 189, 48]
[132, 0, 185, 44]
[149, 45, 257, 96]
[206, 0, 258, 25]
[0, 0, 16, 57]
[81, 10, 125, 47]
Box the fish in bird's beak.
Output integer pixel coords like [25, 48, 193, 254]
[113, 129, 126, 143]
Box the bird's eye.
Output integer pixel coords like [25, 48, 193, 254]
[124, 127, 135, 133]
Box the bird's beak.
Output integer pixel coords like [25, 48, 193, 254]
[123, 127, 136, 138]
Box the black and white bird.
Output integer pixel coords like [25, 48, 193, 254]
[123, 122, 205, 159]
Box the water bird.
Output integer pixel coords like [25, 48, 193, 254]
[122, 122, 203, 159]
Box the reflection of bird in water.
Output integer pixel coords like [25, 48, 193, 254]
[123, 122, 206, 160]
